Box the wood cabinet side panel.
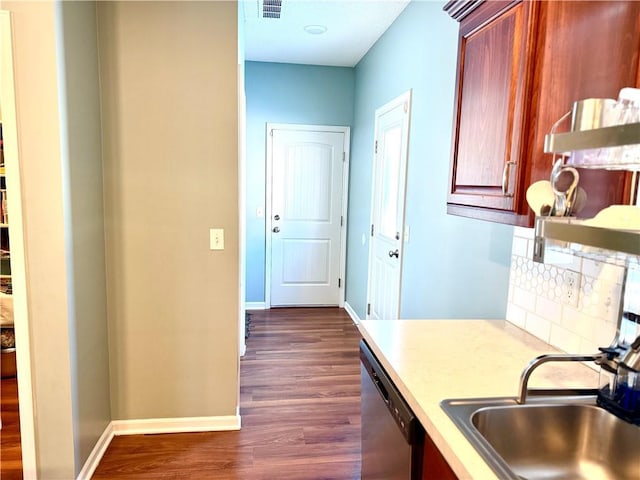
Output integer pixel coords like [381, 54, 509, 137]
[421, 430, 458, 480]
[524, 1, 640, 218]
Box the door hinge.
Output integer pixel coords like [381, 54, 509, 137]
[342, 151, 346, 162]
[338, 278, 341, 288]
[340, 215, 344, 227]
[374, 140, 378, 154]
[367, 303, 371, 315]
[270, 129, 274, 137]
[371, 224, 374, 236]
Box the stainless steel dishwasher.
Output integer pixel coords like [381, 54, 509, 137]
[360, 339, 424, 479]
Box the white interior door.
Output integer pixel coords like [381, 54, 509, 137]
[366, 91, 412, 319]
[268, 126, 348, 306]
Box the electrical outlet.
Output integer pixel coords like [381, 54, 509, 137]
[563, 270, 581, 308]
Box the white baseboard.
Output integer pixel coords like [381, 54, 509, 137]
[344, 301, 361, 325]
[245, 302, 266, 310]
[111, 414, 241, 436]
[76, 422, 115, 480]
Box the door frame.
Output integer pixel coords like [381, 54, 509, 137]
[0, 10, 37, 477]
[365, 90, 412, 319]
[265, 123, 350, 309]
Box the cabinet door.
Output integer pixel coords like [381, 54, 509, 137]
[448, 1, 536, 218]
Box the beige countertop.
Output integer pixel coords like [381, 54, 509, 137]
[357, 319, 599, 480]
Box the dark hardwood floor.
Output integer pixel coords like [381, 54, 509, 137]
[1, 375, 23, 480]
[93, 307, 362, 479]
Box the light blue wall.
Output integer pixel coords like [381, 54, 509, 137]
[346, 1, 514, 319]
[244, 62, 355, 302]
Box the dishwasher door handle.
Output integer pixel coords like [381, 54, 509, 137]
[372, 370, 390, 405]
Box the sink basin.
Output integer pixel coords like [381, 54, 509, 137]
[441, 397, 640, 479]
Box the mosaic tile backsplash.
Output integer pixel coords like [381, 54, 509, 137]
[506, 227, 626, 355]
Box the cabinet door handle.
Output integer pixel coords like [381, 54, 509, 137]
[502, 161, 516, 197]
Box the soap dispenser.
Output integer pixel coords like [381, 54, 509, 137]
[614, 335, 640, 423]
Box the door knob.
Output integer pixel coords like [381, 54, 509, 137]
[388, 249, 399, 258]
[274, 214, 280, 220]
[273, 227, 280, 233]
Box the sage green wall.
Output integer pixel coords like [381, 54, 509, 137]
[55, 1, 111, 472]
[97, 1, 240, 420]
[2, 0, 241, 474]
[4, 2, 112, 475]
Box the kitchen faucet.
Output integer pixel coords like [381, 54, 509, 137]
[517, 352, 608, 404]
[518, 335, 640, 424]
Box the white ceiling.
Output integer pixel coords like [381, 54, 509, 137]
[243, 0, 411, 67]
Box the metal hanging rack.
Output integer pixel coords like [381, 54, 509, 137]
[534, 105, 640, 265]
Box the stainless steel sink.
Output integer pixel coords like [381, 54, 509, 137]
[441, 397, 640, 479]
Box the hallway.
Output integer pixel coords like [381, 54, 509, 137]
[93, 307, 362, 479]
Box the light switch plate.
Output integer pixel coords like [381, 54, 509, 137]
[210, 228, 224, 250]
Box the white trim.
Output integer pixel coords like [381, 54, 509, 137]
[111, 415, 241, 436]
[265, 123, 350, 308]
[265, 124, 273, 310]
[238, 61, 247, 364]
[244, 301, 266, 310]
[343, 302, 361, 325]
[0, 11, 37, 477]
[339, 129, 351, 309]
[76, 423, 115, 480]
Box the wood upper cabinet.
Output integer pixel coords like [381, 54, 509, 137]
[446, 0, 538, 224]
[445, 0, 640, 226]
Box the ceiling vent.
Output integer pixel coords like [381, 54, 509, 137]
[262, 0, 282, 19]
